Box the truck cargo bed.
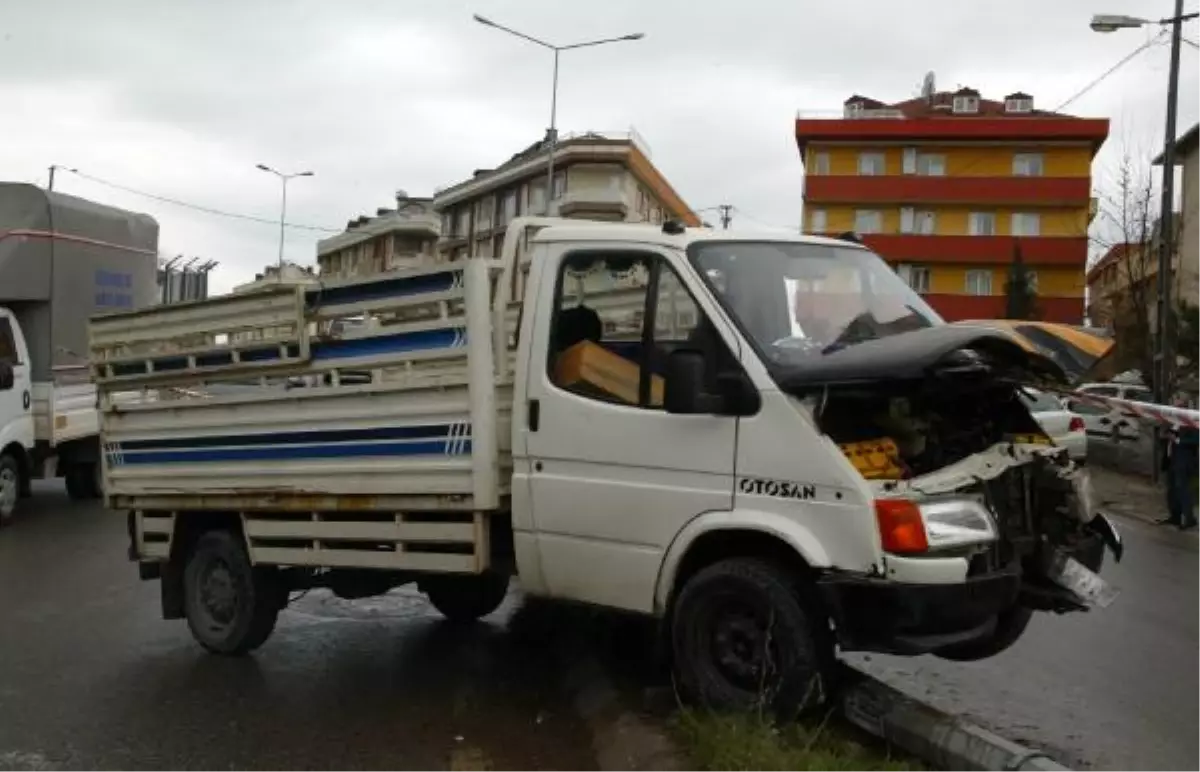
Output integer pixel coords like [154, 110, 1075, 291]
[94, 260, 509, 516]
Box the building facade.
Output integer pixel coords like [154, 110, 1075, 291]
[1157, 123, 1199, 310]
[432, 130, 700, 263]
[316, 192, 440, 279]
[796, 83, 1109, 322]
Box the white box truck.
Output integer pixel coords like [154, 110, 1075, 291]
[92, 218, 1121, 714]
[0, 183, 158, 523]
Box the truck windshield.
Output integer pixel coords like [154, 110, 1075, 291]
[687, 240, 943, 365]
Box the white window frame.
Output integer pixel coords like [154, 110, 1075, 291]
[857, 152, 886, 176]
[917, 153, 946, 176]
[812, 152, 831, 175]
[900, 207, 915, 234]
[916, 210, 937, 235]
[952, 95, 979, 114]
[969, 211, 996, 236]
[1005, 97, 1033, 114]
[1011, 212, 1041, 237]
[902, 147, 918, 175]
[854, 209, 883, 234]
[897, 263, 932, 293]
[1012, 153, 1044, 177]
[965, 269, 993, 296]
[808, 208, 827, 233]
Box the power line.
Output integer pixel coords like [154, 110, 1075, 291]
[1054, 30, 1168, 112]
[1183, 35, 1199, 49]
[64, 168, 342, 233]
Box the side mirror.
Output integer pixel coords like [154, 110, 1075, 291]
[665, 350, 718, 414]
[0, 362, 13, 391]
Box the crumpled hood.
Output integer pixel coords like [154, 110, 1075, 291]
[774, 324, 1069, 391]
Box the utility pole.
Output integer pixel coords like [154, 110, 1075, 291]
[1154, 0, 1185, 406]
[718, 204, 733, 230]
[47, 165, 76, 192]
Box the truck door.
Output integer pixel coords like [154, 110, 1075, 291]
[521, 244, 740, 613]
[0, 311, 33, 448]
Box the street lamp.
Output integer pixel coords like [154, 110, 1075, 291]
[256, 164, 314, 271]
[473, 14, 644, 215]
[1092, 3, 1198, 406]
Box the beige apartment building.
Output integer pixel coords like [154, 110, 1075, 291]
[1161, 124, 1199, 309]
[432, 130, 700, 263]
[317, 192, 440, 279]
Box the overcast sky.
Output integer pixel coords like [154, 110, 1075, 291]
[2, 0, 1197, 293]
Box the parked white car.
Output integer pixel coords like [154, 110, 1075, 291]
[1068, 382, 1154, 444]
[1022, 388, 1087, 461]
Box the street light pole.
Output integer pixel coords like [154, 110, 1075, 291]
[256, 164, 314, 271]
[473, 14, 644, 215]
[1091, 3, 1198, 403]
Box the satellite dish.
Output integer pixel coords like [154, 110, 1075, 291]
[921, 71, 936, 102]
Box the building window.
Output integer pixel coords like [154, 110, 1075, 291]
[808, 209, 827, 233]
[1005, 97, 1033, 113]
[965, 269, 993, 295]
[858, 152, 885, 176]
[812, 152, 831, 175]
[1026, 270, 1038, 292]
[1011, 212, 1041, 236]
[854, 210, 883, 234]
[917, 154, 946, 176]
[1012, 153, 1044, 177]
[916, 210, 937, 234]
[895, 264, 931, 294]
[551, 170, 567, 200]
[952, 95, 979, 114]
[530, 182, 547, 215]
[476, 197, 494, 231]
[456, 209, 469, 237]
[902, 147, 917, 175]
[969, 212, 996, 236]
[441, 212, 453, 235]
[844, 101, 864, 118]
[502, 189, 518, 224]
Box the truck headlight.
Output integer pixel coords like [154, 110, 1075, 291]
[920, 499, 997, 550]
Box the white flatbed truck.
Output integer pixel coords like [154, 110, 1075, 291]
[0, 183, 158, 522]
[93, 218, 1121, 713]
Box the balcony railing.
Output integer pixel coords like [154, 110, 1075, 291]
[860, 234, 1089, 265]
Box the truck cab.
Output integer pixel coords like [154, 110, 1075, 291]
[0, 308, 33, 520]
[96, 218, 1120, 716]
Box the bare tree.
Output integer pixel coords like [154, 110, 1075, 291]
[1092, 151, 1186, 395]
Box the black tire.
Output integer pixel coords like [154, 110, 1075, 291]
[183, 530, 282, 655]
[671, 558, 833, 718]
[422, 572, 510, 623]
[64, 463, 95, 501]
[0, 452, 20, 525]
[935, 606, 1033, 662]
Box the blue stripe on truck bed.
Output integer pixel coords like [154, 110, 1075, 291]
[111, 438, 473, 465]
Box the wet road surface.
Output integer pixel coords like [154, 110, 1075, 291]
[0, 484, 596, 770]
[849, 513, 1199, 770]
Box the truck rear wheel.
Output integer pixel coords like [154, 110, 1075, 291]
[671, 557, 833, 717]
[422, 572, 510, 623]
[183, 530, 282, 655]
[0, 452, 20, 525]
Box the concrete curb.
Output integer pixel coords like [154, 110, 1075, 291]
[839, 668, 1069, 771]
[561, 655, 683, 771]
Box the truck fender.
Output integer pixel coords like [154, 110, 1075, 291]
[653, 508, 833, 615]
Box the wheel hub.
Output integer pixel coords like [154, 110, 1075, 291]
[199, 560, 238, 626]
[0, 467, 17, 514]
[712, 607, 772, 687]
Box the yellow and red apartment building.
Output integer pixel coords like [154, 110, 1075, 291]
[796, 87, 1109, 322]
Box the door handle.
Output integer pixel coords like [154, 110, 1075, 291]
[1099, 418, 1111, 425]
[528, 399, 540, 432]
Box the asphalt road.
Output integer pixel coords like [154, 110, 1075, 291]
[849, 512, 1199, 770]
[0, 484, 596, 771]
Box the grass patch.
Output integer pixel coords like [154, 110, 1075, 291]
[673, 708, 922, 771]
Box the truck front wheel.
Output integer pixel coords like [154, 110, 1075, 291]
[0, 452, 20, 525]
[671, 558, 833, 717]
[422, 572, 510, 623]
[183, 530, 282, 655]
[65, 463, 100, 501]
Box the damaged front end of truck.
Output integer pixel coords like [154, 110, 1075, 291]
[785, 325, 1122, 660]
